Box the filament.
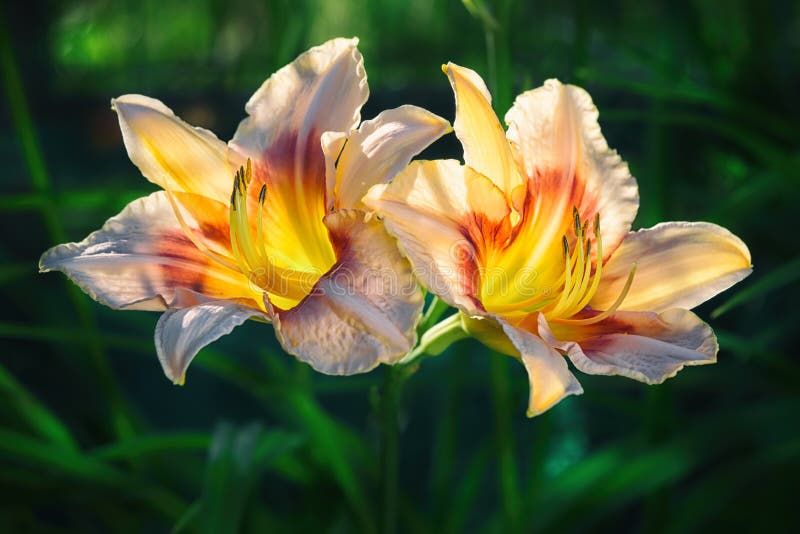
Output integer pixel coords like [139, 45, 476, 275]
[544, 209, 637, 324]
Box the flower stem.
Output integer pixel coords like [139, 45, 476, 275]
[379, 365, 404, 534]
[418, 296, 450, 333]
[400, 313, 468, 365]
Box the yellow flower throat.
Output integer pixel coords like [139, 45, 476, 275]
[227, 160, 328, 307]
[486, 208, 636, 324]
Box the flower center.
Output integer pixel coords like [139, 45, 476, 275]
[227, 160, 325, 306]
[487, 208, 635, 323]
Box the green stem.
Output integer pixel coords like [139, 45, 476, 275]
[490, 353, 521, 531]
[379, 365, 404, 534]
[480, 7, 521, 530]
[418, 296, 450, 333]
[401, 313, 467, 365]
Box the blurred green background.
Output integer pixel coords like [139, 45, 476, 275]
[1, 0, 799, 532]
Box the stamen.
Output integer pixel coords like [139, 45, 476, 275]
[573, 206, 581, 235]
[554, 263, 637, 326]
[256, 184, 268, 262]
[548, 235, 575, 316]
[228, 202, 250, 274]
[164, 190, 241, 272]
[231, 168, 261, 269]
[572, 217, 604, 312]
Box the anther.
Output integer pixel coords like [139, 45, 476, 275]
[258, 184, 267, 204]
[573, 207, 581, 235]
[245, 158, 252, 184]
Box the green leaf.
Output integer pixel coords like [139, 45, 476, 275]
[196, 423, 304, 534]
[0, 362, 78, 451]
[91, 432, 211, 461]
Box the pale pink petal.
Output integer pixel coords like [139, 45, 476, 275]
[325, 105, 451, 210]
[230, 38, 367, 161]
[590, 222, 752, 313]
[505, 79, 639, 258]
[112, 95, 232, 203]
[499, 320, 583, 417]
[267, 210, 423, 375]
[156, 299, 267, 384]
[539, 309, 717, 385]
[39, 192, 258, 311]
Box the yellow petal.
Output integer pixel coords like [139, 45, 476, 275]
[267, 210, 423, 375]
[327, 105, 451, 211]
[505, 79, 639, 259]
[113, 95, 232, 203]
[590, 222, 752, 313]
[499, 319, 583, 417]
[229, 38, 369, 276]
[444, 63, 522, 196]
[364, 160, 510, 315]
[460, 313, 519, 356]
[39, 192, 260, 311]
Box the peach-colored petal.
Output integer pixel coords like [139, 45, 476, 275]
[540, 309, 716, 384]
[325, 105, 451, 211]
[505, 79, 639, 259]
[444, 63, 522, 196]
[156, 298, 266, 385]
[39, 192, 259, 311]
[112, 95, 232, 203]
[267, 210, 423, 375]
[460, 314, 519, 356]
[228, 38, 368, 274]
[364, 160, 511, 315]
[499, 320, 583, 417]
[590, 222, 752, 313]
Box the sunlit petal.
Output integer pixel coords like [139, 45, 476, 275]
[540, 309, 716, 384]
[156, 299, 266, 385]
[505, 79, 639, 259]
[268, 210, 423, 375]
[500, 320, 583, 417]
[590, 221, 752, 313]
[327, 105, 451, 210]
[112, 95, 232, 203]
[39, 192, 258, 311]
[444, 63, 522, 195]
[364, 160, 511, 315]
[229, 37, 368, 274]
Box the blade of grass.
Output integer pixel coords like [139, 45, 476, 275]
[712, 255, 800, 318]
[198, 423, 304, 534]
[445, 439, 492, 534]
[576, 66, 797, 143]
[0, 12, 136, 440]
[91, 432, 211, 461]
[0, 262, 32, 284]
[283, 389, 377, 534]
[665, 438, 800, 534]
[0, 428, 187, 519]
[0, 361, 77, 450]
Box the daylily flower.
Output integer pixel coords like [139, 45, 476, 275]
[364, 63, 752, 416]
[40, 38, 450, 383]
